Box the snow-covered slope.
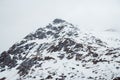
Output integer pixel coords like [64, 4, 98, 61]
[0, 19, 120, 80]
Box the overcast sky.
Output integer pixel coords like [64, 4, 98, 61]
[0, 0, 120, 53]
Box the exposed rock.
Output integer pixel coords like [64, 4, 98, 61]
[53, 19, 65, 24]
[113, 77, 120, 80]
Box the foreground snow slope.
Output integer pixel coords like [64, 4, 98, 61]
[0, 19, 120, 80]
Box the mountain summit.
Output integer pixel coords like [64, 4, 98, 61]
[53, 18, 66, 24]
[0, 19, 120, 80]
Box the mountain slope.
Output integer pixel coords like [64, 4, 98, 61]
[0, 19, 120, 80]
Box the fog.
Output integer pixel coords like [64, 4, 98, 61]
[0, 0, 120, 52]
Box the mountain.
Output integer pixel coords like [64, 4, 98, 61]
[0, 19, 120, 80]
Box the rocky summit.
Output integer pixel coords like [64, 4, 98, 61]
[0, 19, 120, 80]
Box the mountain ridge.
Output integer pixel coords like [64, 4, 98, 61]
[0, 19, 120, 80]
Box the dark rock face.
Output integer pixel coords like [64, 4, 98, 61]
[46, 75, 53, 79]
[47, 38, 76, 53]
[47, 31, 54, 35]
[0, 77, 6, 80]
[92, 53, 98, 57]
[0, 41, 37, 69]
[74, 43, 83, 48]
[0, 51, 17, 68]
[75, 54, 82, 61]
[113, 77, 120, 80]
[58, 54, 65, 60]
[53, 19, 65, 24]
[17, 58, 37, 76]
[44, 56, 55, 60]
[24, 29, 47, 40]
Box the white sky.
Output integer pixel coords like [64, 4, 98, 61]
[0, 0, 120, 53]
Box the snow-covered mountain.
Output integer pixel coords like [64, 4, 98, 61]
[0, 19, 120, 80]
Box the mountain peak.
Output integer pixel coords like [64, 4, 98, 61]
[53, 18, 66, 24]
[0, 19, 120, 80]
